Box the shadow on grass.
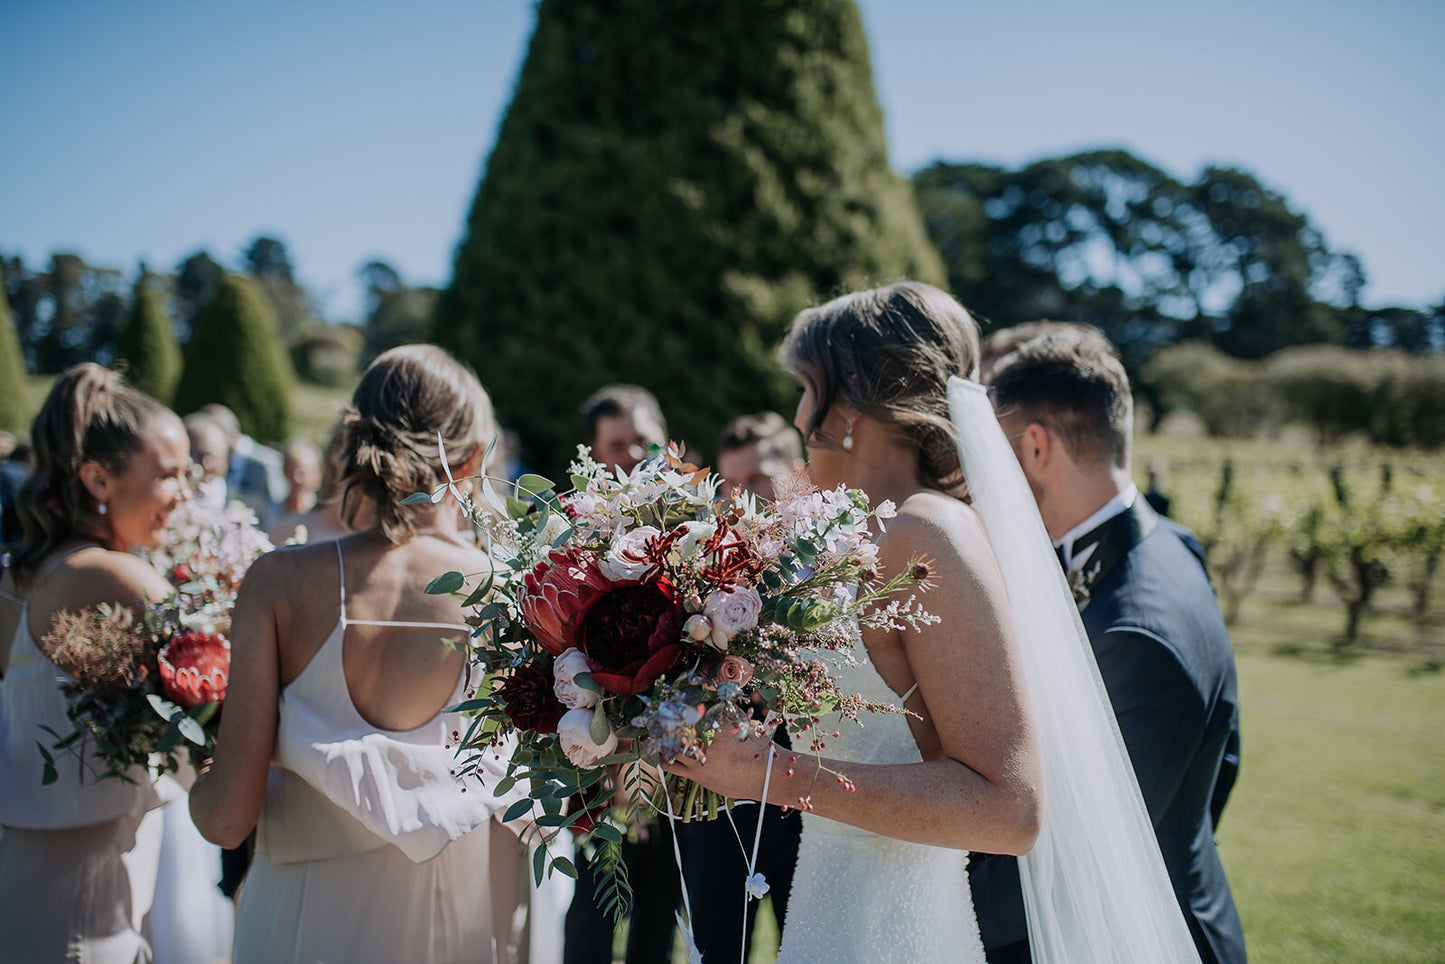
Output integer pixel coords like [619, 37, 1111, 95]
[1270, 641, 1366, 665]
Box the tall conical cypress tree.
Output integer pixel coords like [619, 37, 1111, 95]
[174, 274, 293, 442]
[434, 0, 943, 472]
[0, 271, 29, 434]
[116, 272, 182, 404]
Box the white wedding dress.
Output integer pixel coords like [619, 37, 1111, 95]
[776, 632, 986, 964]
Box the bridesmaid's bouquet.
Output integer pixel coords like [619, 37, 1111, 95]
[422, 443, 935, 911]
[37, 500, 271, 784]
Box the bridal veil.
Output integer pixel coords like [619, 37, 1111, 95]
[948, 377, 1201, 963]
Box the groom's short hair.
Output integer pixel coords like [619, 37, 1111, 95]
[989, 330, 1133, 471]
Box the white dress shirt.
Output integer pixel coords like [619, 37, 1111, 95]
[1054, 483, 1138, 572]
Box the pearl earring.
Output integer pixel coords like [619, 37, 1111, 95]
[842, 419, 855, 451]
[98, 502, 108, 516]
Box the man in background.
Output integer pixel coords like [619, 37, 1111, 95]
[198, 403, 285, 527]
[580, 384, 668, 475]
[184, 413, 231, 511]
[971, 331, 1246, 964]
[714, 411, 804, 501]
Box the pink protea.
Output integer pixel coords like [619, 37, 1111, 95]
[158, 631, 230, 709]
[518, 549, 612, 654]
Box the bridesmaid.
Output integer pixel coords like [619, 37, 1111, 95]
[0, 363, 194, 962]
[189, 345, 534, 963]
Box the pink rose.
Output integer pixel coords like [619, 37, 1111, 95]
[716, 655, 754, 688]
[702, 587, 762, 650]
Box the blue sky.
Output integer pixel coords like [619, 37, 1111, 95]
[2, 0, 1440, 323]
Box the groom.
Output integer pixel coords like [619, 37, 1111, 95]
[969, 330, 1247, 964]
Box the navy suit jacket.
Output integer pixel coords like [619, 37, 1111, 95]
[969, 501, 1247, 964]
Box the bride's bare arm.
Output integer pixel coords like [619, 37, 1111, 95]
[664, 497, 1043, 855]
[189, 551, 284, 849]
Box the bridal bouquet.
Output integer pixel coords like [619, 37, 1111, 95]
[422, 444, 935, 908]
[38, 500, 272, 785]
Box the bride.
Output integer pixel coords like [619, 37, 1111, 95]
[666, 281, 1201, 963]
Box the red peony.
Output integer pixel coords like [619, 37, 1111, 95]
[157, 631, 230, 709]
[574, 578, 684, 696]
[497, 664, 566, 733]
[518, 549, 612, 654]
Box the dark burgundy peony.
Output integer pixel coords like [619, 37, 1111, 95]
[497, 664, 566, 733]
[574, 578, 684, 695]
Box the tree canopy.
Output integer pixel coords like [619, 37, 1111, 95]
[115, 270, 181, 404]
[434, 0, 943, 472]
[914, 150, 1371, 368]
[173, 274, 294, 442]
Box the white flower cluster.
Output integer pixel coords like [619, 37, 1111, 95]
[775, 485, 892, 570]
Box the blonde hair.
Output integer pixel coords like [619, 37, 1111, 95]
[334, 345, 497, 543]
[784, 281, 980, 498]
[14, 363, 173, 581]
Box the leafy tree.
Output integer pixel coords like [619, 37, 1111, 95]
[434, 0, 943, 472]
[1, 253, 129, 373]
[359, 260, 435, 366]
[115, 269, 181, 404]
[289, 321, 362, 387]
[174, 250, 225, 342]
[243, 236, 295, 284]
[243, 235, 311, 338]
[174, 274, 293, 442]
[915, 151, 1365, 368]
[0, 269, 29, 434]
[1192, 167, 1360, 358]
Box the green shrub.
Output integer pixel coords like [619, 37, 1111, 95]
[0, 271, 28, 434]
[1141, 341, 1273, 437]
[433, 0, 943, 472]
[115, 277, 181, 404]
[289, 322, 362, 387]
[174, 274, 293, 442]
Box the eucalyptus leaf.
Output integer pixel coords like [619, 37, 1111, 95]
[36, 741, 57, 786]
[462, 569, 495, 607]
[572, 671, 602, 694]
[146, 693, 183, 722]
[589, 701, 611, 746]
[505, 496, 530, 519]
[503, 799, 534, 823]
[425, 571, 465, 595]
[443, 698, 493, 714]
[177, 716, 207, 747]
[532, 842, 547, 886]
[155, 726, 183, 753]
[400, 491, 434, 505]
[515, 473, 555, 497]
[552, 856, 578, 879]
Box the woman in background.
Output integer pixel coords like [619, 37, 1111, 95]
[0, 363, 193, 962]
[189, 345, 534, 963]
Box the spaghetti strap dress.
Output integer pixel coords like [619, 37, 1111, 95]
[232, 542, 532, 964]
[0, 549, 186, 964]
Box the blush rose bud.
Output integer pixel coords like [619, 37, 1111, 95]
[552, 648, 598, 709]
[557, 708, 618, 767]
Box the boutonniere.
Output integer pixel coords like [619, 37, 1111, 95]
[1068, 557, 1102, 610]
